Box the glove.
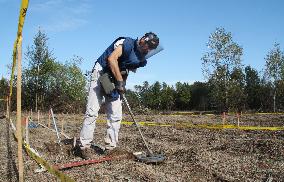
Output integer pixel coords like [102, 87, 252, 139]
[115, 80, 125, 94]
[109, 90, 119, 101]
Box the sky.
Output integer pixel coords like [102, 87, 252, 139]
[0, 0, 284, 88]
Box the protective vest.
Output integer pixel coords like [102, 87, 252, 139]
[96, 37, 147, 73]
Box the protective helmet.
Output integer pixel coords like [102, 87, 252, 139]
[143, 32, 159, 49]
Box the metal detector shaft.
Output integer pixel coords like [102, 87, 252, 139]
[122, 94, 153, 155]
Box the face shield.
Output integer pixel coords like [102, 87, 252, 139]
[145, 44, 164, 59]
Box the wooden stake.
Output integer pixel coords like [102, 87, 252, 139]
[237, 113, 240, 127]
[61, 114, 65, 133]
[6, 96, 9, 119]
[30, 108, 32, 120]
[16, 36, 24, 182]
[48, 109, 51, 128]
[37, 110, 40, 124]
[25, 117, 29, 145]
[50, 108, 61, 143]
[222, 112, 226, 125]
[8, 96, 11, 121]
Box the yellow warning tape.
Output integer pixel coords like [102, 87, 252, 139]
[181, 123, 284, 131]
[23, 143, 75, 182]
[169, 113, 284, 116]
[169, 114, 216, 116]
[237, 125, 284, 131]
[9, 0, 29, 97]
[204, 114, 215, 116]
[96, 120, 173, 127]
[96, 120, 284, 131]
[8, 118, 75, 181]
[253, 112, 284, 115]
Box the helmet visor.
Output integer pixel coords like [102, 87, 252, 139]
[145, 44, 164, 59]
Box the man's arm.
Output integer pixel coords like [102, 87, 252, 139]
[107, 45, 123, 82]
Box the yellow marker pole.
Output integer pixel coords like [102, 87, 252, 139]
[16, 36, 24, 182]
[9, 0, 29, 180]
[10, 0, 29, 98]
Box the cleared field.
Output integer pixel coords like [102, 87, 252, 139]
[1, 113, 284, 181]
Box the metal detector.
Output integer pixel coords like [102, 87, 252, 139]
[122, 94, 165, 164]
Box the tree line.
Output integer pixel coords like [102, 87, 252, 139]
[1, 28, 284, 113]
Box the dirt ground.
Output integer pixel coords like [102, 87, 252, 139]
[1, 112, 284, 182]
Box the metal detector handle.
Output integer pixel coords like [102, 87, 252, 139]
[121, 94, 153, 155]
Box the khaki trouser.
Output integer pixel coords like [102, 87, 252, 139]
[80, 63, 122, 148]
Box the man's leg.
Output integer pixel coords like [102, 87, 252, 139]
[80, 69, 103, 147]
[104, 95, 122, 149]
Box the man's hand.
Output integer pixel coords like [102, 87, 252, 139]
[115, 81, 125, 94]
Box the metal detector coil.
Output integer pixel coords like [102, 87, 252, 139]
[122, 94, 166, 164]
[135, 153, 165, 164]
